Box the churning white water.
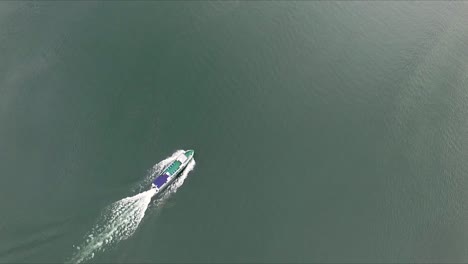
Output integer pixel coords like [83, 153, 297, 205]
[69, 150, 195, 263]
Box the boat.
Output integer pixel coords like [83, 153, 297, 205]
[151, 150, 195, 191]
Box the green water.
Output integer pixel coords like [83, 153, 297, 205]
[1, 2, 468, 263]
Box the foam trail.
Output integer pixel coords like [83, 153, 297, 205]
[69, 150, 195, 263]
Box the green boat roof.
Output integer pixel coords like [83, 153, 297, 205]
[165, 160, 182, 175]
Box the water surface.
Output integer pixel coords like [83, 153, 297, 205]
[1, 2, 468, 263]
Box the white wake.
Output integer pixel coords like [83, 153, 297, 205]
[69, 150, 195, 263]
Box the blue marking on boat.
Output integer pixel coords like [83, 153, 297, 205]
[153, 174, 169, 188]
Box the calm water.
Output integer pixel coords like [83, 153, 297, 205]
[1, 2, 468, 263]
